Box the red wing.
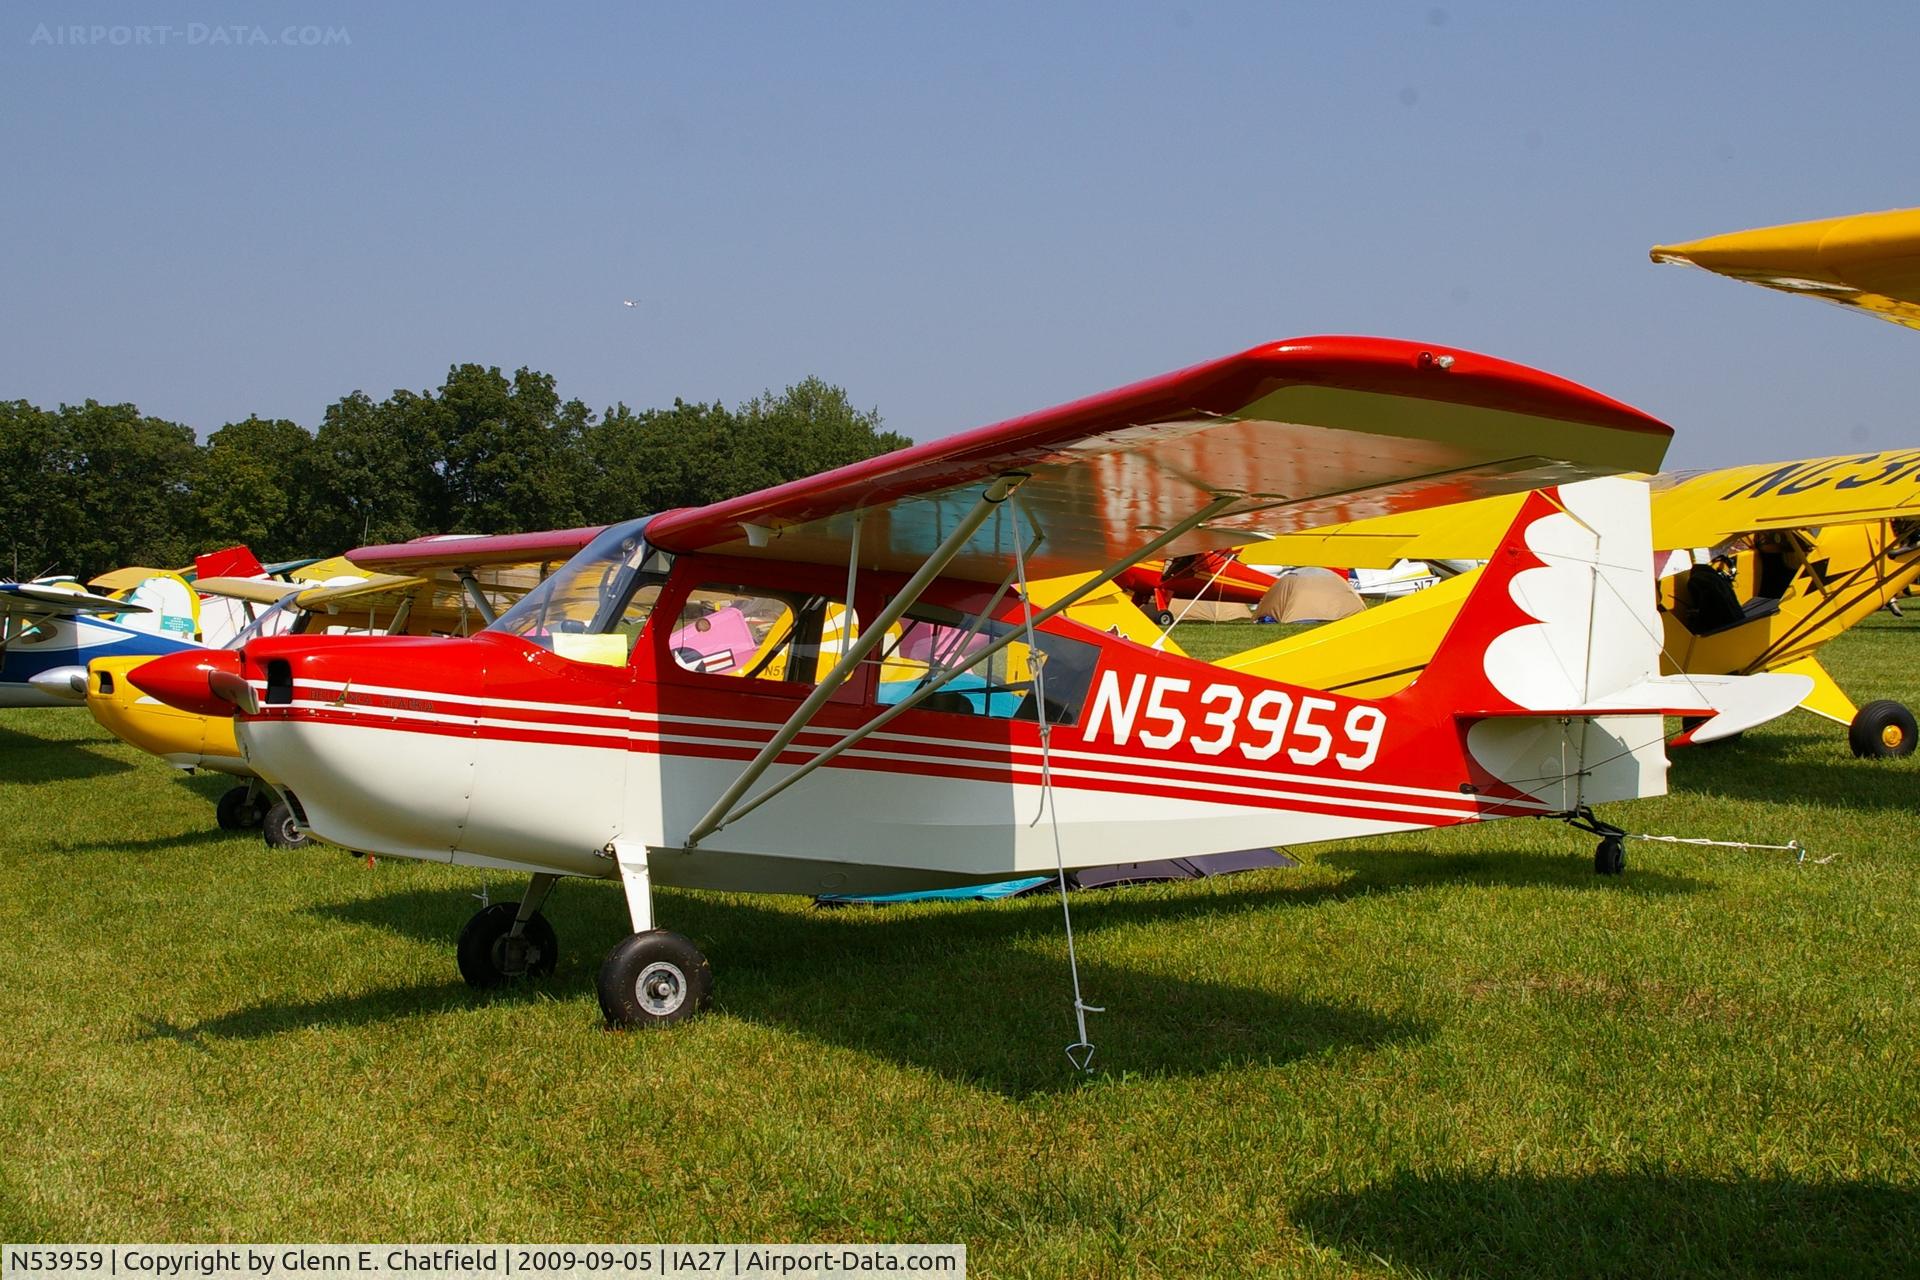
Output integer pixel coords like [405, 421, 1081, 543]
[644, 336, 1671, 581]
[345, 526, 608, 572]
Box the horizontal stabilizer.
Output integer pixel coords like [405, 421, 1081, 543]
[1456, 672, 1811, 744]
[1663, 671, 1815, 745]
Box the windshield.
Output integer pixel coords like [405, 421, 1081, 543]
[486, 518, 671, 661]
[226, 594, 305, 649]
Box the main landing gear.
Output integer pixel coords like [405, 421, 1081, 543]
[1849, 700, 1917, 760]
[225, 782, 313, 851]
[451, 847, 714, 1028]
[598, 930, 712, 1026]
[457, 873, 560, 987]
[596, 843, 712, 1027]
[261, 799, 310, 851]
[216, 782, 271, 830]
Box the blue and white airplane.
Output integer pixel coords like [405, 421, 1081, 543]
[0, 581, 199, 707]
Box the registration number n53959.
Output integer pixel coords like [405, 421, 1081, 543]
[1083, 671, 1386, 771]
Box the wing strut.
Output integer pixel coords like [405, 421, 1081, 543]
[456, 570, 498, 625]
[683, 474, 1028, 849]
[689, 491, 1244, 841]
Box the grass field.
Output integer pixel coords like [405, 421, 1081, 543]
[2, 617, 1918, 1277]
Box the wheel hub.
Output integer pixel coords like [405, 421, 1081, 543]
[491, 933, 532, 978]
[1883, 724, 1905, 749]
[636, 961, 686, 1016]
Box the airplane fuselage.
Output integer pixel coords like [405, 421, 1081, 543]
[1, 615, 198, 707]
[213, 526, 1665, 895]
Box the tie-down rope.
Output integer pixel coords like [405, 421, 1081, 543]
[1012, 502, 1101, 1071]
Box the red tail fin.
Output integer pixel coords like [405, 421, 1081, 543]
[1403, 477, 1662, 716]
[194, 545, 268, 581]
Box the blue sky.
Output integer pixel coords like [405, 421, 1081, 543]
[3, 1, 1916, 469]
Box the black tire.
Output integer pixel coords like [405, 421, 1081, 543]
[261, 800, 310, 850]
[597, 930, 713, 1028]
[1154, 609, 1176, 628]
[1594, 835, 1626, 876]
[456, 901, 559, 988]
[1849, 700, 1917, 759]
[216, 785, 262, 830]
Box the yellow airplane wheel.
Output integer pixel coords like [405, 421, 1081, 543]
[1849, 700, 1918, 759]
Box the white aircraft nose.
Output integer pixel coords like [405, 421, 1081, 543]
[28, 665, 89, 702]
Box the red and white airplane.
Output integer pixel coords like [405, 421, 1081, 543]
[1113, 549, 1279, 625]
[129, 338, 1799, 1029]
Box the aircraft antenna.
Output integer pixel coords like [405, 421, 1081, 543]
[1012, 497, 1102, 1072]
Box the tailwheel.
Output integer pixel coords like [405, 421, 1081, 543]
[1594, 834, 1626, 876]
[1154, 608, 1176, 628]
[456, 901, 559, 988]
[216, 784, 268, 830]
[597, 930, 712, 1028]
[261, 800, 310, 850]
[1848, 700, 1917, 759]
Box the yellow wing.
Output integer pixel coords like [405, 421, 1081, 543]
[1649, 452, 1920, 548]
[287, 555, 366, 582]
[1652, 207, 1920, 332]
[1239, 491, 1526, 568]
[1243, 449, 1920, 567]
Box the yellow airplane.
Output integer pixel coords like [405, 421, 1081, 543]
[84, 539, 565, 847]
[1236, 209, 1920, 758]
[1238, 454, 1920, 757]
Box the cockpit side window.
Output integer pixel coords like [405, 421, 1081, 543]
[2, 616, 53, 650]
[870, 602, 1098, 725]
[667, 585, 858, 686]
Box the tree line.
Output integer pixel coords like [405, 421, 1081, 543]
[1, 364, 908, 580]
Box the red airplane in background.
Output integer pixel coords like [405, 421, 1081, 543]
[1115, 549, 1279, 625]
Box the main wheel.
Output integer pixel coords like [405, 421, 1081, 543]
[597, 930, 712, 1028]
[456, 902, 559, 988]
[261, 800, 310, 850]
[1154, 608, 1176, 628]
[1849, 700, 1917, 759]
[1594, 835, 1626, 876]
[216, 785, 266, 830]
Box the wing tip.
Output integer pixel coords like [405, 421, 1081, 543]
[1236, 335, 1672, 439]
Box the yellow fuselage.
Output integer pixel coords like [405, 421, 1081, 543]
[86, 655, 250, 775]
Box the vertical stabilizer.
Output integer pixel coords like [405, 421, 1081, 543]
[1405, 477, 1672, 812]
[1413, 476, 1660, 714]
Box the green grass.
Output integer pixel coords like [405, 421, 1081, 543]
[2, 617, 1918, 1276]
